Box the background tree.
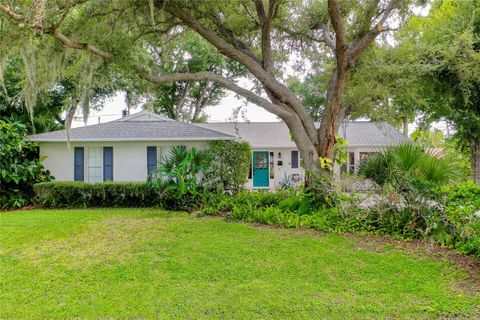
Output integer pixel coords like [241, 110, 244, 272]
[391, 0, 480, 183]
[0, 56, 65, 133]
[141, 33, 245, 122]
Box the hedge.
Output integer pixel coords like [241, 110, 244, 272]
[33, 182, 162, 208]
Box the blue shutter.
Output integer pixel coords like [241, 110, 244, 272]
[147, 146, 157, 176]
[74, 147, 84, 181]
[291, 150, 299, 168]
[103, 147, 113, 181]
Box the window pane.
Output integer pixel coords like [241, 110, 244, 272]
[88, 167, 103, 183]
[269, 152, 274, 179]
[254, 153, 267, 169]
[88, 147, 103, 183]
[291, 150, 299, 168]
[349, 152, 355, 174]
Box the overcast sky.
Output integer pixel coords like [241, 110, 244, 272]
[71, 89, 280, 128]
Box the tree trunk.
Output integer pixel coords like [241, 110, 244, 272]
[472, 138, 480, 185]
[402, 115, 409, 136]
[174, 83, 190, 121]
[282, 115, 321, 174]
[317, 66, 349, 164]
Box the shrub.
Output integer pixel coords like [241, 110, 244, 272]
[303, 173, 339, 208]
[0, 119, 52, 209]
[33, 182, 160, 208]
[433, 181, 480, 255]
[202, 141, 251, 193]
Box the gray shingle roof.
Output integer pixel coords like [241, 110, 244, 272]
[28, 111, 235, 142]
[197, 121, 409, 148]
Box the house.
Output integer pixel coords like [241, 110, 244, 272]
[28, 111, 235, 183]
[197, 121, 409, 189]
[28, 111, 408, 189]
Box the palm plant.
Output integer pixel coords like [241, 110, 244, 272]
[358, 143, 458, 190]
[149, 146, 211, 198]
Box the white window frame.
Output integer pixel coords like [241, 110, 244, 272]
[87, 147, 103, 183]
[157, 146, 172, 165]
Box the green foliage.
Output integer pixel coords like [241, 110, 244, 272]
[0, 119, 52, 208]
[199, 189, 362, 233]
[148, 146, 211, 210]
[202, 141, 251, 193]
[333, 135, 349, 165]
[358, 143, 458, 191]
[393, 0, 480, 178]
[33, 182, 160, 208]
[148, 142, 251, 210]
[199, 177, 480, 257]
[304, 173, 340, 208]
[433, 181, 480, 255]
[410, 129, 444, 148]
[142, 32, 245, 121]
[0, 56, 64, 134]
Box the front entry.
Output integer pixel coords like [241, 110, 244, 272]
[253, 151, 269, 188]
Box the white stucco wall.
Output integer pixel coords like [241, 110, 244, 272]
[40, 141, 209, 182]
[40, 141, 385, 188]
[245, 146, 384, 190]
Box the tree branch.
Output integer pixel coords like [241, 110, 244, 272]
[321, 22, 335, 51]
[253, 0, 277, 72]
[327, 0, 347, 59]
[134, 64, 292, 118]
[205, 10, 262, 66]
[0, 3, 113, 59]
[347, 0, 398, 64]
[0, 4, 23, 20]
[161, 2, 318, 143]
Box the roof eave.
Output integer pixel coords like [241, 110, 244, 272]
[28, 136, 235, 142]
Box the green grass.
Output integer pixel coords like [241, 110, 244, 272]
[0, 209, 479, 319]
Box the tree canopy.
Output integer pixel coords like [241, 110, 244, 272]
[0, 0, 414, 173]
[387, 0, 480, 183]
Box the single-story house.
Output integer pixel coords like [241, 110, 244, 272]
[28, 111, 408, 189]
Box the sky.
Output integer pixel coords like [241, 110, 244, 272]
[71, 88, 278, 128]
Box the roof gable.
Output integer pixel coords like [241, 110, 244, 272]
[115, 110, 173, 122]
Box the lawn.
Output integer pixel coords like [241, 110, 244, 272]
[0, 209, 479, 319]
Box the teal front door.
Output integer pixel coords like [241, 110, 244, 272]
[253, 151, 269, 188]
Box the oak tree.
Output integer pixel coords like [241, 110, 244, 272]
[0, 0, 411, 172]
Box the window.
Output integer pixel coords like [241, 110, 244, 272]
[348, 152, 355, 174]
[147, 146, 157, 177]
[74, 147, 84, 181]
[88, 147, 103, 183]
[291, 150, 299, 168]
[360, 152, 375, 161]
[254, 152, 268, 169]
[269, 152, 274, 179]
[158, 146, 171, 164]
[248, 156, 252, 179]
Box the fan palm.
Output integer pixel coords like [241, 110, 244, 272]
[358, 143, 458, 189]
